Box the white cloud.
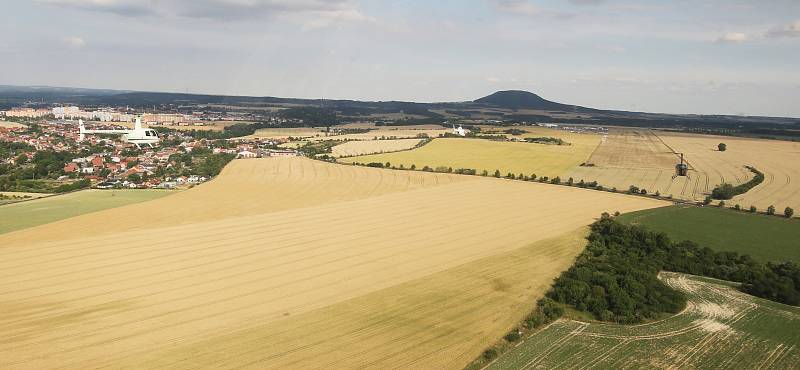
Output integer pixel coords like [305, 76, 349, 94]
[64, 36, 86, 48]
[766, 20, 800, 38]
[37, 0, 371, 26]
[716, 32, 748, 43]
[569, 0, 606, 6]
[489, 0, 540, 16]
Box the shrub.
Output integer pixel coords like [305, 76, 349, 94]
[481, 170, 488, 176]
[410, 164, 416, 170]
[703, 196, 712, 205]
[550, 176, 561, 184]
[628, 185, 639, 194]
[719, 200, 725, 207]
[750, 205, 757, 213]
[567, 177, 574, 185]
[734, 204, 741, 210]
[530, 173, 537, 181]
[482, 348, 498, 360]
[640, 189, 648, 195]
[718, 143, 727, 151]
[786, 207, 794, 218]
[767, 205, 776, 215]
[494, 170, 501, 178]
[366, 162, 383, 168]
[504, 330, 521, 342]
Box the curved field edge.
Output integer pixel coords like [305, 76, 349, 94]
[0, 189, 176, 235]
[486, 272, 800, 370]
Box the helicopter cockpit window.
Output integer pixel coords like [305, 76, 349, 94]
[145, 131, 151, 137]
[150, 130, 158, 137]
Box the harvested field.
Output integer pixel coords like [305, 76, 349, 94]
[488, 272, 800, 369]
[0, 157, 665, 369]
[245, 127, 328, 139]
[586, 129, 677, 169]
[564, 130, 738, 201]
[658, 132, 800, 215]
[337, 122, 445, 130]
[331, 138, 423, 157]
[344, 136, 600, 178]
[0, 120, 26, 129]
[305, 127, 449, 142]
[0, 190, 174, 235]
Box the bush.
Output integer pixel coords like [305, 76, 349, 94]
[550, 176, 561, 184]
[750, 205, 757, 213]
[366, 162, 384, 168]
[504, 330, 521, 342]
[767, 205, 776, 215]
[704, 196, 712, 205]
[628, 185, 639, 194]
[718, 143, 727, 151]
[482, 348, 498, 360]
[640, 189, 647, 195]
[734, 204, 741, 211]
[494, 170, 501, 178]
[719, 200, 725, 207]
[785, 207, 794, 218]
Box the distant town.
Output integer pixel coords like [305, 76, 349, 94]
[0, 104, 299, 194]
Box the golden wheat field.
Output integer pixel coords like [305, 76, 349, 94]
[0, 157, 665, 369]
[305, 127, 449, 142]
[344, 135, 600, 177]
[331, 138, 423, 157]
[563, 129, 724, 200]
[658, 132, 800, 214]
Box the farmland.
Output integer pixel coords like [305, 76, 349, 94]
[563, 129, 733, 201]
[344, 135, 600, 178]
[245, 127, 328, 139]
[0, 157, 665, 368]
[330, 138, 423, 157]
[0, 189, 174, 235]
[0, 120, 26, 129]
[487, 272, 800, 370]
[617, 205, 800, 263]
[658, 132, 800, 214]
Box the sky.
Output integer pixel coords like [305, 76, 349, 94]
[1, 0, 799, 117]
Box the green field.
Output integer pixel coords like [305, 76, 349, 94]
[488, 272, 800, 369]
[617, 205, 800, 263]
[341, 137, 600, 179]
[0, 189, 175, 234]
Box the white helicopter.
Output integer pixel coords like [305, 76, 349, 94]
[79, 117, 160, 148]
[451, 123, 466, 137]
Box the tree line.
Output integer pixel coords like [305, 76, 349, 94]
[547, 215, 799, 324]
[711, 166, 764, 200]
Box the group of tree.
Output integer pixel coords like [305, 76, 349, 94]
[711, 166, 764, 200]
[545, 216, 800, 324]
[524, 137, 567, 145]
